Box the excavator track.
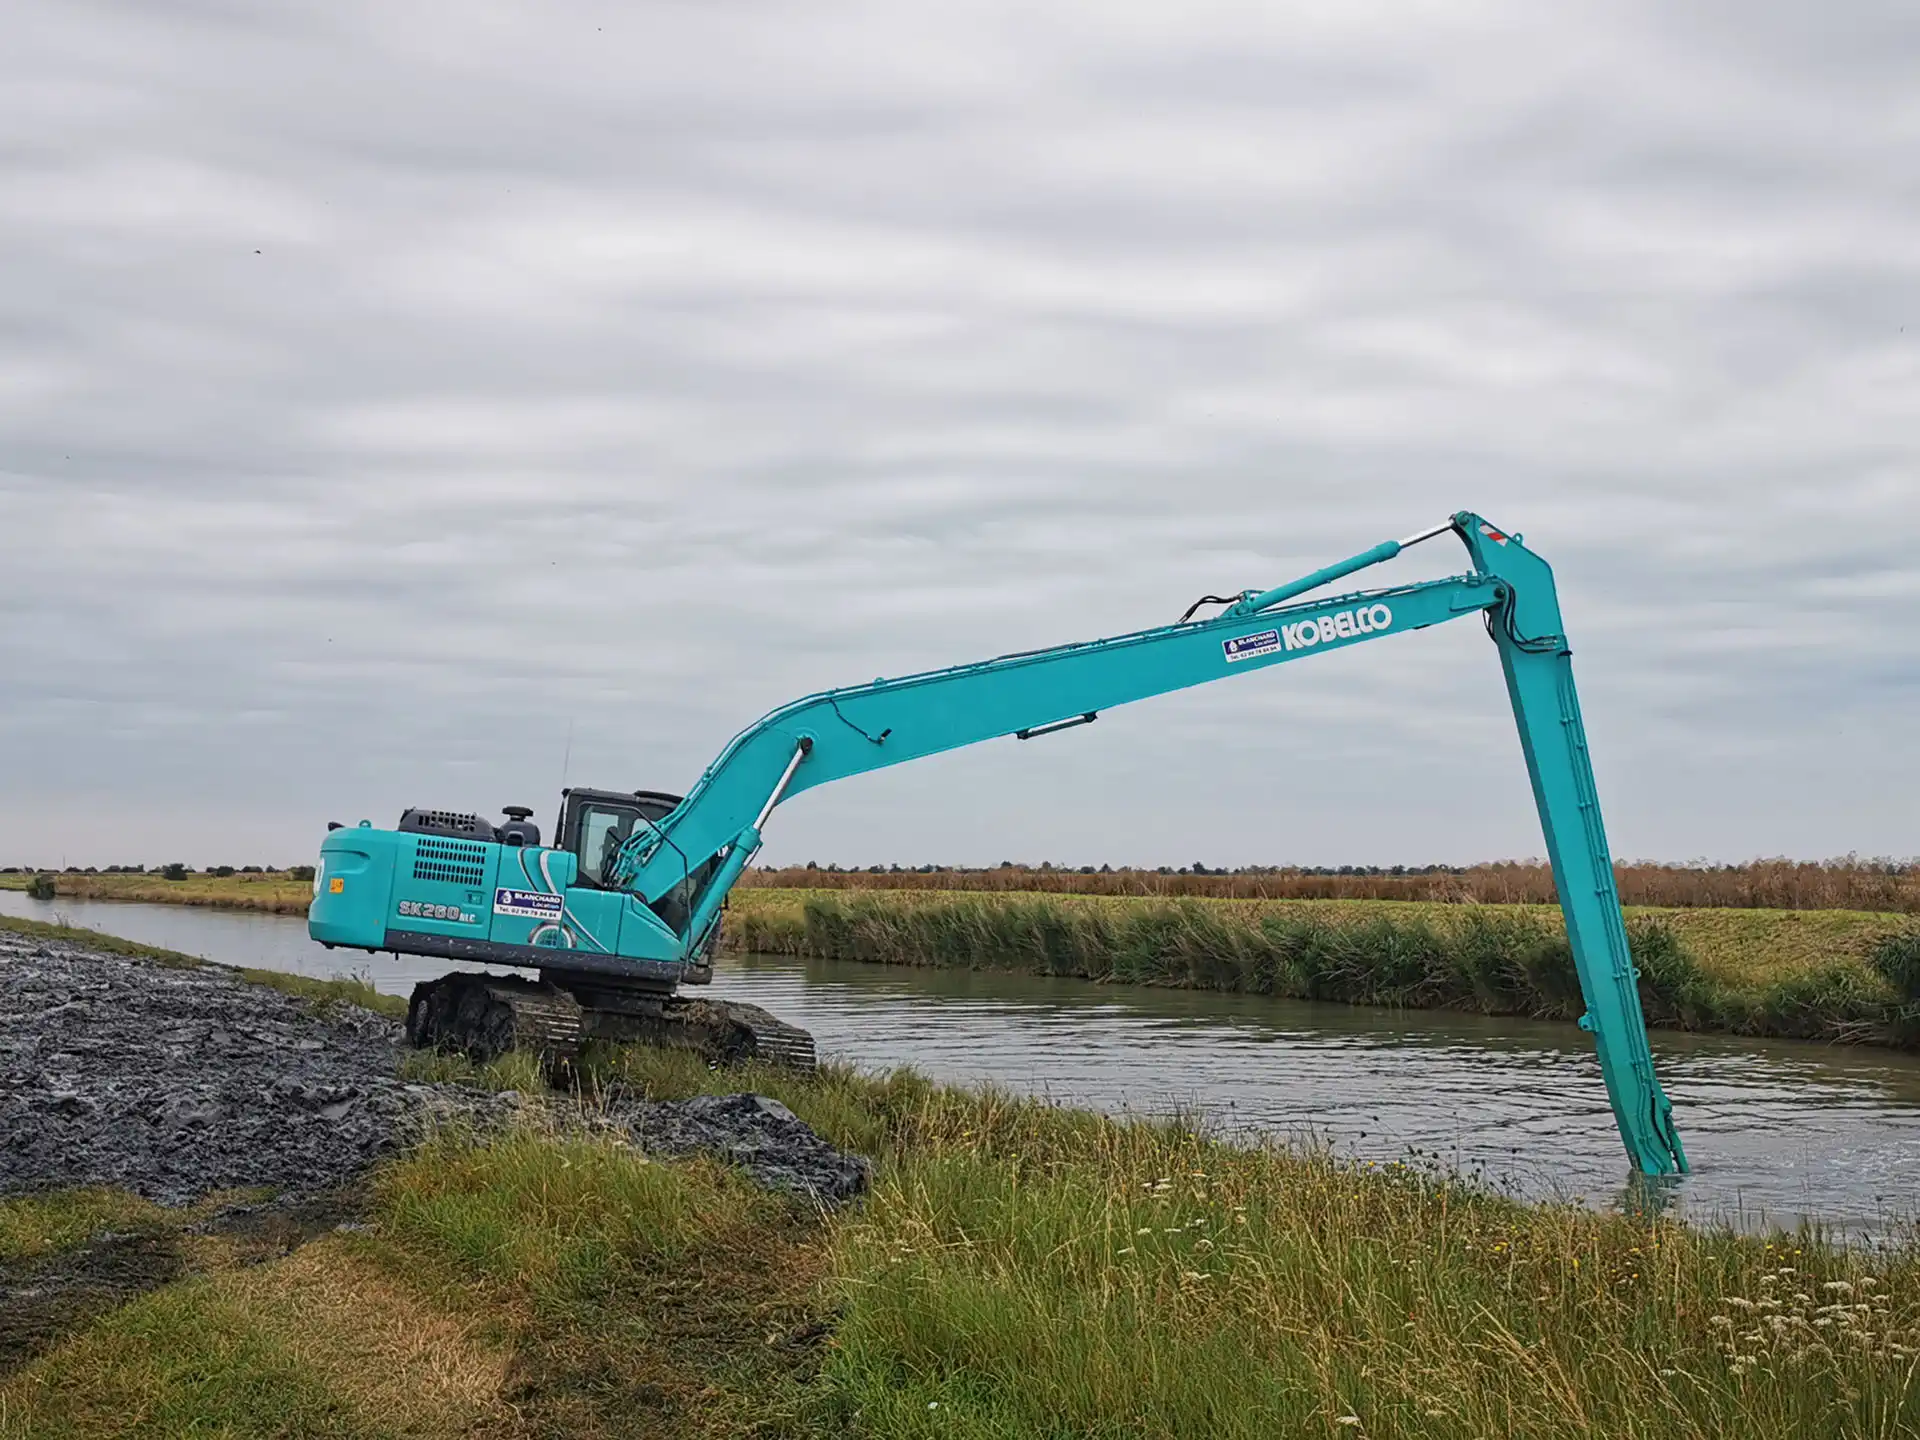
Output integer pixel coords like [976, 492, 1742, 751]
[404, 973, 815, 1074]
[664, 998, 817, 1071]
[406, 974, 584, 1066]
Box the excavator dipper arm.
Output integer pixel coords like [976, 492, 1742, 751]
[609, 510, 1687, 1176]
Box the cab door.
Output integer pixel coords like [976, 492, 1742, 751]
[557, 798, 652, 956]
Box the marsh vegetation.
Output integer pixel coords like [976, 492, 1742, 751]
[7, 1046, 1919, 1437]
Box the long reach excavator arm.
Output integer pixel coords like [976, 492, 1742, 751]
[310, 510, 1687, 1175]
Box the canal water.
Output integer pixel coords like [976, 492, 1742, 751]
[6, 889, 1918, 1236]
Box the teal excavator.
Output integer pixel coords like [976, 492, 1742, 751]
[308, 512, 1688, 1175]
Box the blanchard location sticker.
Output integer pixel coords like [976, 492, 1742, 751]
[1222, 628, 1281, 663]
[494, 888, 564, 919]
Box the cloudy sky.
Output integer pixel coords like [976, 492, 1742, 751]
[3, 0, 1915, 871]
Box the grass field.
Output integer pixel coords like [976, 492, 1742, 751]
[5, 1036, 1919, 1438]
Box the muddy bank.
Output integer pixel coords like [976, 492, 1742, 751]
[0, 929, 512, 1204]
[0, 927, 866, 1209]
[597, 1089, 870, 1205]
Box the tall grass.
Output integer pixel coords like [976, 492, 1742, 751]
[11, 1056, 1920, 1437]
[570, 1054, 1920, 1438]
[822, 1096, 1920, 1439]
[747, 857, 1920, 912]
[732, 892, 1920, 1048]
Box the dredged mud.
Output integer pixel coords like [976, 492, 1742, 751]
[0, 928, 867, 1209]
[598, 1090, 871, 1206]
[0, 929, 513, 1204]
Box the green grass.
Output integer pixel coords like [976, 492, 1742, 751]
[581, 1048, 1920, 1433]
[397, 1046, 546, 1090]
[0, 1280, 371, 1439]
[391, 1053, 1920, 1437]
[727, 889, 1920, 1049]
[820, 1104, 1920, 1438]
[8, 1057, 1920, 1437]
[0, 1187, 172, 1264]
[363, 1120, 828, 1437]
[236, 967, 406, 1020]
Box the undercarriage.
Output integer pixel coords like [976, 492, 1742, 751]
[404, 971, 817, 1072]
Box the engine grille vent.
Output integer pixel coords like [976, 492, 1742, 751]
[412, 838, 488, 889]
[403, 809, 492, 836]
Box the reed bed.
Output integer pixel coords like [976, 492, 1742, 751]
[728, 890, 1920, 1049]
[745, 857, 1920, 912]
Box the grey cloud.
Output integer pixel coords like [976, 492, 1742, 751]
[3, 0, 1916, 870]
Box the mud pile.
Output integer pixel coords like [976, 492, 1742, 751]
[0, 930, 514, 1204]
[600, 1090, 871, 1205]
[0, 928, 868, 1209]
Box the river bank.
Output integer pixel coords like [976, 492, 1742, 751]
[16, 894, 1920, 1230]
[5, 918, 1918, 1438]
[10, 872, 1918, 1051]
[0, 870, 314, 914]
[731, 889, 1920, 1050]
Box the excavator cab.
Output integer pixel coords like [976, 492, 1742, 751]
[556, 788, 719, 935]
[557, 789, 680, 889]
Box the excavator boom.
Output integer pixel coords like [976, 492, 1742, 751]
[311, 510, 1687, 1175]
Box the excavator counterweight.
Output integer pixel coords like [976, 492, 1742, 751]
[309, 512, 1687, 1175]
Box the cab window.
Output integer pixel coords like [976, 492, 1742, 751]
[576, 804, 642, 888]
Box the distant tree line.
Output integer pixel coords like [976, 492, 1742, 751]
[1, 863, 314, 881]
[6, 857, 1916, 913]
[741, 857, 1920, 913]
[766, 860, 1518, 877]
